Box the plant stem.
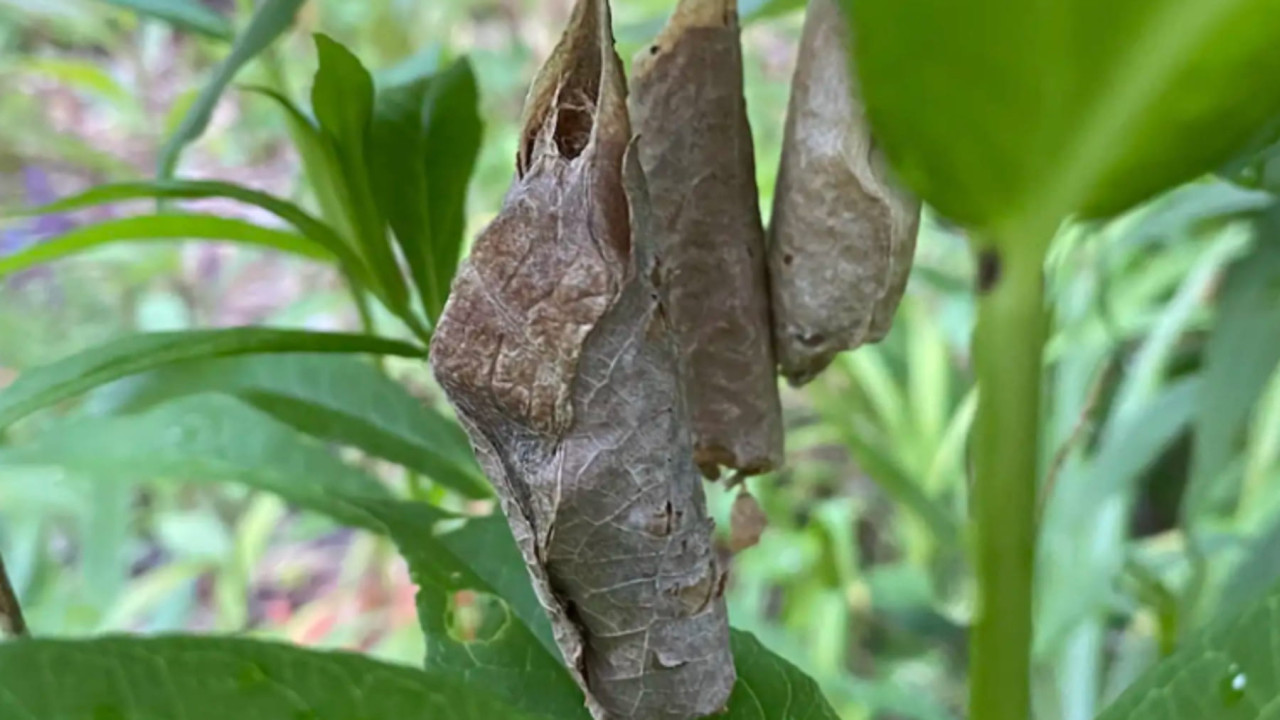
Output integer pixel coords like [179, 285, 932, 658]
[969, 239, 1047, 720]
[0, 551, 28, 637]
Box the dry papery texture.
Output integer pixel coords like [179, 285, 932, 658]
[429, 1, 735, 718]
[630, 0, 784, 479]
[768, 0, 921, 386]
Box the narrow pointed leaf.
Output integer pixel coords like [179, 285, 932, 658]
[99, 0, 233, 39]
[9, 179, 368, 278]
[0, 328, 423, 431]
[159, 0, 306, 177]
[0, 214, 333, 278]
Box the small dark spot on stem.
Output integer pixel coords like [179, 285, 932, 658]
[782, 253, 794, 266]
[649, 45, 660, 55]
[977, 250, 1001, 294]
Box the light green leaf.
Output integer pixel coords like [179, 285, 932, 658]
[9, 179, 368, 277]
[845, 0, 1280, 241]
[241, 85, 355, 242]
[0, 395, 391, 531]
[311, 34, 409, 315]
[16, 56, 133, 105]
[0, 214, 333, 278]
[97, 353, 488, 498]
[0, 635, 543, 719]
[159, 0, 306, 177]
[98, 0, 233, 39]
[1191, 235, 1280, 513]
[370, 57, 482, 321]
[0, 328, 423, 431]
[1094, 578, 1280, 720]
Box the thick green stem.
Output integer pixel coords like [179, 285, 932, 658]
[969, 240, 1047, 720]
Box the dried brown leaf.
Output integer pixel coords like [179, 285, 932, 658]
[430, 1, 735, 717]
[767, 0, 922, 386]
[629, 0, 784, 478]
[729, 489, 767, 554]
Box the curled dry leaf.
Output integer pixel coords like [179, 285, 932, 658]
[629, 0, 784, 478]
[768, 0, 921, 386]
[429, 1, 735, 718]
[729, 489, 767, 554]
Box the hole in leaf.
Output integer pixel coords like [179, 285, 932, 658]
[445, 590, 509, 643]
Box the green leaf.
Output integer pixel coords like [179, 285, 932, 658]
[0, 395, 391, 531]
[418, 58, 481, 319]
[0, 328, 424, 431]
[99, 0, 233, 39]
[356, 498, 841, 720]
[0, 635, 543, 719]
[1094, 578, 1280, 720]
[846, 0, 1280, 241]
[0, 214, 333, 278]
[241, 86, 356, 243]
[159, 0, 306, 177]
[97, 353, 489, 498]
[9, 179, 368, 278]
[716, 632, 843, 720]
[311, 33, 409, 315]
[1191, 235, 1280, 513]
[370, 57, 482, 321]
[355, 499, 588, 720]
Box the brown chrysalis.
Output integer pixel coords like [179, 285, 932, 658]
[629, 0, 784, 478]
[429, 1, 735, 717]
[768, 0, 921, 386]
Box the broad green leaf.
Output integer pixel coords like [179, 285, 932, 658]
[716, 632, 844, 720]
[418, 58, 481, 319]
[9, 179, 368, 278]
[0, 395, 391, 531]
[97, 353, 488, 498]
[1191, 234, 1280, 514]
[311, 34, 409, 314]
[99, 0, 233, 39]
[0, 214, 333, 278]
[0, 328, 423, 431]
[370, 57, 482, 321]
[1094, 578, 1280, 720]
[845, 0, 1280, 241]
[158, 0, 306, 177]
[356, 499, 587, 720]
[358, 498, 842, 720]
[0, 636, 543, 720]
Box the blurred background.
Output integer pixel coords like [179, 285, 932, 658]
[2, 2, 1279, 719]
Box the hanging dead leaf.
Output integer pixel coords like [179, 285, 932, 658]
[767, 0, 921, 386]
[629, 0, 784, 479]
[729, 489, 767, 554]
[429, 1, 735, 717]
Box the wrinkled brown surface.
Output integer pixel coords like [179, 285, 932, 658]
[629, 0, 784, 478]
[429, 1, 735, 717]
[728, 490, 767, 554]
[768, 0, 921, 386]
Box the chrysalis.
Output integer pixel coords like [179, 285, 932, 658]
[429, 1, 735, 717]
[768, 0, 921, 386]
[630, 0, 784, 478]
